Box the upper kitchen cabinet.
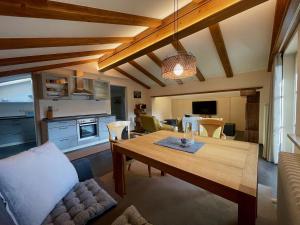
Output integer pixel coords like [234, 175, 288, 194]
[41, 73, 71, 100]
[93, 80, 110, 100]
[72, 77, 110, 100]
[39, 72, 110, 101]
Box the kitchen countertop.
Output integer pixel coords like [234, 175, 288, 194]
[42, 113, 113, 122]
[0, 115, 34, 120]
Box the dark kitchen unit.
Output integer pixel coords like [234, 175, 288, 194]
[41, 114, 116, 153]
[0, 75, 37, 159]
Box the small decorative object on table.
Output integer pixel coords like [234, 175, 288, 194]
[183, 122, 195, 145]
[155, 136, 204, 153]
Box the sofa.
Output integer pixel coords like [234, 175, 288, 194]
[140, 115, 176, 133]
[0, 143, 152, 225]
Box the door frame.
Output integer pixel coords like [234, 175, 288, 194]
[110, 85, 128, 121]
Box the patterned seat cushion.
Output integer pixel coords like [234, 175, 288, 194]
[111, 205, 152, 225]
[42, 179, 117, 225]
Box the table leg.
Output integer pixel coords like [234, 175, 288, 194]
[113, 150, 126, 197]
[238, 193, 257, 225]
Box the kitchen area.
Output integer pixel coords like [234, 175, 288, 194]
[37, 70, 116, 153]
[0, 75, 36, 159]
[0, 69, 120, 159]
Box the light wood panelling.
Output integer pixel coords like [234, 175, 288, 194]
[0, 37, 133, 50]
[209, 23, 233, 78]
[98, 0, 268, 71]
[0, 58, 98, 77]
[0, 49, 114, 66]
[0, 0, 161, 27]
[268, 0, 300, 71]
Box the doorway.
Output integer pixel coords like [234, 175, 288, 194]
[245, 92, 260, 143]
[0, 74, 37, 158]
[110, 85, 126, 121]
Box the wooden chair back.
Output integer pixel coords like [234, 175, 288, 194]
[198, 118, 225, 138]
[107, 121, 131, 142]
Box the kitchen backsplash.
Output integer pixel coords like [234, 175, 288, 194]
[39, 99, 110, 119]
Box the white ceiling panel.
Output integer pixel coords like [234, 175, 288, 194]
[0, 55, 101, 72]
[0, 16, 146, 38]
[180, 28, 225, 78]
[119, 63, 157, 87]
[0, 44, 120, 58]
[153, 44, 177, 60]
[220, 0, 276, 75]
[54, 0, 192, 19]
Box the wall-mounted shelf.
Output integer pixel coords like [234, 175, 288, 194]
[40, 72, 110, 101]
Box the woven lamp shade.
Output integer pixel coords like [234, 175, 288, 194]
[162, 53, 197, 80]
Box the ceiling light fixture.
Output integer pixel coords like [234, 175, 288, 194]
[161, 0, 197, 80]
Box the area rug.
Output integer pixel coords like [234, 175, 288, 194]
[91, 161, 277, 225]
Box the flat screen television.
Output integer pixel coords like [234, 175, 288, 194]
[192, 101, 217, 115]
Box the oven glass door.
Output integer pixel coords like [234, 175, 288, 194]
[79, 123, 97, 139]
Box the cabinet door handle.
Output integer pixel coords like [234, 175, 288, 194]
[59, 126, 68, 129]
[60, 138, 69, 141]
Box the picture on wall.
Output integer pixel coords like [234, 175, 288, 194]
[134, 91, 141, 98]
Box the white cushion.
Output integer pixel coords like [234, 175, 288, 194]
[0, 142, 79, 225]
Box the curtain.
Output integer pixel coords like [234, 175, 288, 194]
[264, 54, 283, 163]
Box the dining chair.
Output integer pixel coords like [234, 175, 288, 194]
[198, 118, 226, 139]
[107, 121, 152, 178]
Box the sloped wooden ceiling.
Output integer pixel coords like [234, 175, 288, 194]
[0, 0, 275, 89]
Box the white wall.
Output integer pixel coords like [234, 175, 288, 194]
[38, 68, 151, 128]
[151, 97, 172, 121]
[149, 71, 271, 144]
[152, 93, 246, 131]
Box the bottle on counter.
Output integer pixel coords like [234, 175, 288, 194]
[46, 106, 53, 119]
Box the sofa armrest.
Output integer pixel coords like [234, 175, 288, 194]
[71, 158, 94, 182]
[160, 124, 176, 131]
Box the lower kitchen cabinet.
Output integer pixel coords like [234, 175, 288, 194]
[42, 115, 116, 152]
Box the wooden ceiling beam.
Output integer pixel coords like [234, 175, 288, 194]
[209, 23, 233, 78]
[0, 0, 161, 27]
[171, 41, 205, 82]
[0, 49, 114, 66]
[147, 52, 162, 67]
[147, 52, 184, 85]
[0, 58, 98, 77]
[128, 61, 166, 87]
[114, 67, 150, 89]
[267, 0, 300, 71]
[0, 37, 133, 50]
[98, 0, 268, 71]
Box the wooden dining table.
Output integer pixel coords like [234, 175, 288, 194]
[112, 130, 258, 225]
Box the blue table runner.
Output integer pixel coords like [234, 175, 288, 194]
[154, 136, 205, 153]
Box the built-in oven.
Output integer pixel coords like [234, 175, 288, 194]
[77, 118, 98, 141]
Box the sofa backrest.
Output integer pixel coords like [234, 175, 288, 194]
[0, 156, 93, 225]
